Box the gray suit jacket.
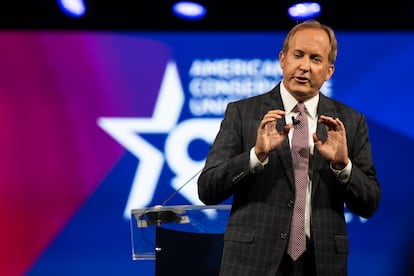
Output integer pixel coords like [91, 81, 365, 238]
[198, 83, 381, 276]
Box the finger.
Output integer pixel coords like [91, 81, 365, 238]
[261, 117, 276, 124]
[319, 115, 336, 125]
[266, 109, 286, 116]
[281, 124, 292, 136]
[319, 115, 339, 130]
[264, 120, 276, 132]
[259, 116, 277, 129]
[312, 133, 321, 144]
[334, 118, 345, 131]
[263, 112, 284, 121]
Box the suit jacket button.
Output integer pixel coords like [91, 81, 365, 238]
[280, 233, 288, 240]
[287, 200, 294, 208]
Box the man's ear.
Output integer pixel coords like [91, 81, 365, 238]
[325, 64, 335, 81]
[279, 51, 285, 69]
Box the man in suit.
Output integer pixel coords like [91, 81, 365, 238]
[197, 20, 380, 276]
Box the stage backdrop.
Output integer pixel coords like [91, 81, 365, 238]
[1, 30, 413, 276]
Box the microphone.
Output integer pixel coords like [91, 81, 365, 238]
[292, 116, 300, 126]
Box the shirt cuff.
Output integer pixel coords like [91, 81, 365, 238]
[330, 159, 352, 183]
[249, 147, 268, 173]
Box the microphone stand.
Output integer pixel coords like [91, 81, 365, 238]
[138, 169, 202, 228]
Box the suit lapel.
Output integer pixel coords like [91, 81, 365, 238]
[311, 94, 339, 195]
[263, 85, 295, 188]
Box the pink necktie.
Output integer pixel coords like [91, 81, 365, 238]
[287, 102, 309, 261]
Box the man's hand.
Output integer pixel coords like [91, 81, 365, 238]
[254, 110, 291, 162]
[313, 115, 349, 169]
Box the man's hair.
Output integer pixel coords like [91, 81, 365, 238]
[281, 20, 338, 65]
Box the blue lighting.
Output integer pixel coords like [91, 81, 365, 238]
[288, 2, 321, 20]
[172, 1, 207, 20]
[58, 0, 86, 18]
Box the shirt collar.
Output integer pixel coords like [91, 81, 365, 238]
[280, 82, 318, 119]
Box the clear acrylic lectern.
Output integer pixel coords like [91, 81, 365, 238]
[131, 204, 231, 275]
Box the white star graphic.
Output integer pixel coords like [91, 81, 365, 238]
[97, 60, 184, 218]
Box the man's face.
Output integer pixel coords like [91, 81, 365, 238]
[279, 28, 334, 102]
